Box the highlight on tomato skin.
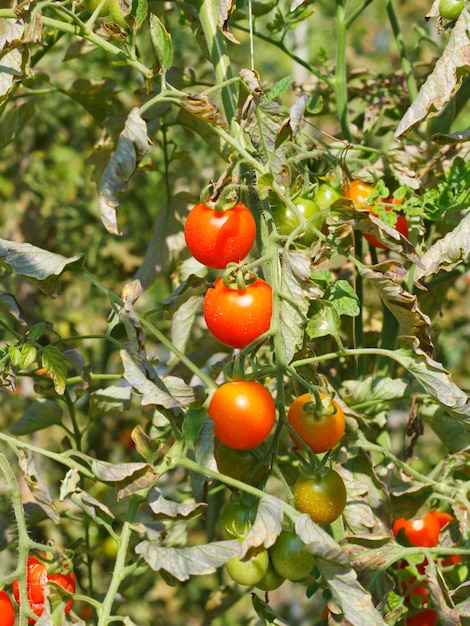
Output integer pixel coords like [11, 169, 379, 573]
[184, 201, 256, 269]
[392, 513, 441, 548]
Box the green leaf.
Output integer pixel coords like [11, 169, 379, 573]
[19, 342, 37, 369]
[183, 408, 208, 445]
[306, 300, 341, 339]
[149, 13, 173, 73]
[41, 345, 68, 395]
[8, 344, 21, 367]
[27, 322, 51, 342]
[266, 75, 294, 101]
[10, 399, 63, 435]
[328, 280, 360, 317]
[252, 595, 290, 625]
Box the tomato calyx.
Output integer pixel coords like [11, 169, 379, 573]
[300, 390, 337, 420]
[221, 265, 260, 291]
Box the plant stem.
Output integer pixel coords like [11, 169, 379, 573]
[384, 0, 418, 101]
[0, 9, 154, 79]
[97, 497, 140, 625]
[335, 0, 352, 142]
[0, 452, 32, 625]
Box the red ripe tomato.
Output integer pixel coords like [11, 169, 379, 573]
[13, 556, 76, 623]
[0, 590, 15, 626]
[427, 510, 453, 530]
[393, 513, 441, 548]
[364, 214, 409, 250]
[343, 180, 409, 249]
[184, 201, 256, 269]
[287, 391, 345, 454]
[208, 381, 275, 450]
[203, 277, 272, 349]
[399, 561, 430, 607]
[406, 609, 438, 626]
[294, 470, 347, 525]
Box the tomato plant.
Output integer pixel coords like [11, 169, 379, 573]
[184, 201, 256, 269]
[294, 470, 347, 525]
[225, 549, 269, 586]
[1, 0, 470, 622]
[393, 513, 441, 548]
[438, 0, 464, 20]
[208, 381, 275, 450]
[287, 391, 345, 453]
[269, 530, 315, 581]
[220, 497, 258, 539]
[0, 590, 15, 626]
[215, 443, 267, 485]
[12, 556, 75, 623]
[203, 276, 272, 349]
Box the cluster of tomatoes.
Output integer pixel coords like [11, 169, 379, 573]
[184, 198, 273, 350]
[220, 496, 319, 589]
[271, 179, 410, 252]
[393, 510, 461, 625]
[0, 554, 76, 625]
[343, 180, 409, 250]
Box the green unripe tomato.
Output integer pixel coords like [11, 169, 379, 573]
[84, 0, 110, 16]
[438, 0, 464, 19]
[215, 443, 267, 485]
[256, 559, 285, 591]
[220, 498, 257, 539]
[272, 196, 323, 245]
[107, 0, 129, 27]
[225, 549, 269, 586]
[270, 530, 314, 581]
[314, 183, 342, 211]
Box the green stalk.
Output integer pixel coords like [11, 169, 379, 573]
[384, 0, 418, 101]
[376, 303, 399, 377]
[334, 0, 352, 142]
[97, 497, 140, 626]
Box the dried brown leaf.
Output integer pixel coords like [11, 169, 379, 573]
[360, 261, 433, 356]
[395, 8, 470, 138]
